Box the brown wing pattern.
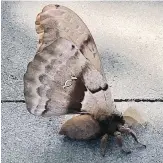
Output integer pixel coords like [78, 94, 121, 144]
[36, 4, 101, 71]
[24, 4, 115, 117]
[24, 38, 108, 116]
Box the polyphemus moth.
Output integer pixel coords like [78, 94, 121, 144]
[24, 4, 146, 156]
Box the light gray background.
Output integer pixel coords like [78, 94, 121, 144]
[2, 1, 163, 163]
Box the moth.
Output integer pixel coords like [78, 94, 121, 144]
[24, 4, 146, 156]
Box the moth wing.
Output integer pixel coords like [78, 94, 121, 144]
[24, 37, 110, 117]
[81, 89, 115, 119]
[59, 115, 101, 140]
[24, 5, 116, 117]
[24, 38, 83, 116]
[80, 62, 115, 116]
[38, 4, 116, 115]
[123, 107, 147, 126]
[36, 4, 101, 72]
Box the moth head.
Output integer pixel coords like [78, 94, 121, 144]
[111, 113, 125, 126]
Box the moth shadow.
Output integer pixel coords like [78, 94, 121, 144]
[62, 135, 101, 150]
[61, 135, 118, 154]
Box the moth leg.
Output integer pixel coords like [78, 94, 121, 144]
[118, 125, 146, 149]
[114, 131, 131, 154]
[82, 63, 108, 93]
[100, 134, 109, 157]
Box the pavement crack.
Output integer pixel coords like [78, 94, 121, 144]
[1, 100, 25, 103]
[114, 99, 163, 102]
[1, 99, 163, 103]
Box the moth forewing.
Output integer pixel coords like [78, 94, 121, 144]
[24, 37, 112, 117]
[36, 4, 101, 72]
[24, 4, 115, 117]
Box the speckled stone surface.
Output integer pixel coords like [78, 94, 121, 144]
[2, 1, 163, 100]
[2, 102, 163, 163]
[2, 1, 163, 163]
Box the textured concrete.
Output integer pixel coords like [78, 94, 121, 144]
[2, 102, 163, 163]
[2, 1, 163, 100]
[2, 1, 163, 163]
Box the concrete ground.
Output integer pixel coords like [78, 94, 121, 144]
[2, 1, 163, 163]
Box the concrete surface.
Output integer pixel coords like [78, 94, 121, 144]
[2, 102, 163, 163]
[2, 1, 163, 100]
[1, 1, 163, 163]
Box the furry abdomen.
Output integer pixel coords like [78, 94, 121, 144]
[59, 115, 101, 140]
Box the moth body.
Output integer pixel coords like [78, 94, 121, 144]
[59, 115, 101, 140]
[59, 113, 146, 156]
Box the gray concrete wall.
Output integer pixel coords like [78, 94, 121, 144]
[2, 2, 163, 163]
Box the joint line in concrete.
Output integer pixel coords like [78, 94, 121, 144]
[1, 99, 163, 103]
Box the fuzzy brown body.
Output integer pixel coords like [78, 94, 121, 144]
[59, 113, 146, 156]
[59, 114, 125, 139]
[60, 115, 101, 140]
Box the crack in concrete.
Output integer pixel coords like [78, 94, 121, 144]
[1, 99, 163, 103]
[115, 99, 163, 102]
